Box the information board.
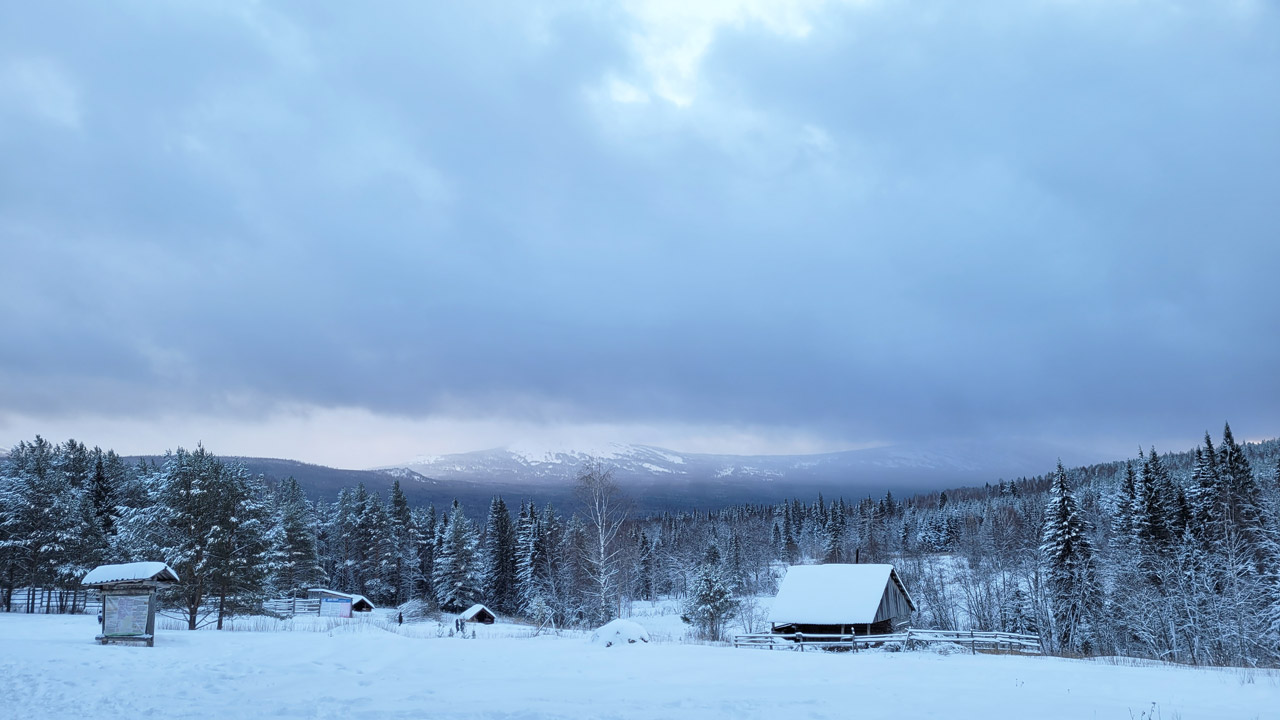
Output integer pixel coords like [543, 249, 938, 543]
[103, 594, 151, 636]
[320, 598, 353, 618]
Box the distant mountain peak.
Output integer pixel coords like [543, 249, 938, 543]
[381, 440, 1056, 498]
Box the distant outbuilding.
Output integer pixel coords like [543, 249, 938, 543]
[769, 563, 915, 636]
[306, 589, 375, 613]
[82, 562, 180, 647]
[459, 603, 496, 624]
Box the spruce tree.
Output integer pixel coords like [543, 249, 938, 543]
[266, 477, 325, 596]
[1117, 460, 1138, 539]
[360, 493, 398, 603]
[89, 448, 116, 538]
[433, 500, 482, 611]
[822, 510, 847, 564]
[1040, 460, 1102, 654]
[1219, 423, 1263, 557]
[725, 532, 749, 595]
[635, 530, 655, 601]
[412, 504, 437, 604]
[386, 481, 420, 605]
[1188, 434, 1221, 540]
[515, 502, 541, 612]
[681, 543, 737, 640]
[481, 496, 517, 613]
[1136, 448, 1174, 550]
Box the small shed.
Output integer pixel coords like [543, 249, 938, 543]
[305, 588, 375, 613]
[459, 603, 496, 625]
[769, 563, 915, 636]
[82, 562, 180, 647]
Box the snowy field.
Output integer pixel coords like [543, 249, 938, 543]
[3, 612, 1278, 720]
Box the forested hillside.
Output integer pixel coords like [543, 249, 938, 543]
[3, 427, 1279, 665]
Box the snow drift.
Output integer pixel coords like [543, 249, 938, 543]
[590, 619, 650, 647]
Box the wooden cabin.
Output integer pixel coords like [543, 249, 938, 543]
[769, 564, 915, 636]
[459, 603, 496, 625]
[305, 588, 375, 613]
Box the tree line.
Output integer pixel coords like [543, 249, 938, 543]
[3, 425, 1279, 665]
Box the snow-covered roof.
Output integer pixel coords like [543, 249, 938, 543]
[459, 603, 495, 621]
[769, 564, 913, 625]
[306, 589, 375, 608]
[82, 562, 180, 586]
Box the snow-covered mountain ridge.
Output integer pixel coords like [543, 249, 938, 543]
[382, 441, 1057, 497]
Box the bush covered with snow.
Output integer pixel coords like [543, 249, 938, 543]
[590, 619, 650, 647]
[397, 598, 437, 622]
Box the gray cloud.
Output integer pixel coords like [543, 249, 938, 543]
[2, 0, 1278, 460]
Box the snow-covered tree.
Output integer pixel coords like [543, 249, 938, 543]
[575, 460, 629, 625]
[433, 501, 482, 611]
[481, 496, 517, 614]
[265, 477, 325, 596]
[1040, 460, 1102, 654]
[207, 463, 272, 629]
[681, 544, 737, 641]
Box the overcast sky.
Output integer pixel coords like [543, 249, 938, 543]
[1, 0, 1278, 470]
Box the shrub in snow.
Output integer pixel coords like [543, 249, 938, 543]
[397, 599, 436, 622]
[590, 619, 650, 647]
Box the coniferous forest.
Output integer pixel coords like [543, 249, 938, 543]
[3, 425, 1279, 666]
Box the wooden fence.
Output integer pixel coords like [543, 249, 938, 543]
[4, 587, 100, 615]
[732, 628, 1042, 654]
[262, 598, 322, 617]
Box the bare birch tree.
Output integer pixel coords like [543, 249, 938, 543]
[575, 459, 629, 624]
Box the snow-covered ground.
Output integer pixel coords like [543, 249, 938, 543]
[4, 612, 1278, 719]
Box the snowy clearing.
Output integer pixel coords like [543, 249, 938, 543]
[3, 613, 1278, 719]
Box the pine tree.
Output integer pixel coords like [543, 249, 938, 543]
[156, 446, 228, 629]
[1040, 460, 1102, 654]
[207, 464, 271, 629]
